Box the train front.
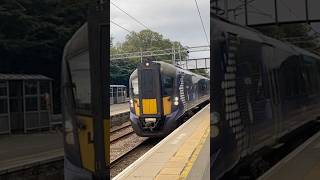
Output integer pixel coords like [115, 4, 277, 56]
[128, 60, 182, 137]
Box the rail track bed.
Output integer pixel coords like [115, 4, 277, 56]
[110, 138, 162, 179]
[110, 102, 209, 179]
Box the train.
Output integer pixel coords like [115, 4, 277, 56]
[211, 14, 320, 179]
[129, 60, 210, 137]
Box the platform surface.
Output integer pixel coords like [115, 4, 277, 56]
[114, 105, 210, 180]
[0, 132, 63, 173]
[111, 102, 130, 116]
[259, 130, 320, 180]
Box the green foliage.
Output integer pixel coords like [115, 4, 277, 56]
[111, 29, 188, 87]
[0, 0, 92, 112]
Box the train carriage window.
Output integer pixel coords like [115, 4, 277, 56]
[68, 52, 91, 114]
[162, 75, 174, 96]
[280, 55, 306, 98]
[302, 56, 320, 94]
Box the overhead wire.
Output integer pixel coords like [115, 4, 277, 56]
[193, 0, 210, 45]
[110, 20, 131, 33]
[111, 1, 151, 30]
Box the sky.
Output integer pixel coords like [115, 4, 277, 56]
[110, 0, 210, 58]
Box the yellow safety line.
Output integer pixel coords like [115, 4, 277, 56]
[154, 115, 210, 180]
[179, 126, 210, 179]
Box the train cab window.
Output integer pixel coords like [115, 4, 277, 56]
[302, 56, 320, 94]
[162, 75, 174, 96]
[141, 69, 154, 95]
[68, 52, 91, 114]
[132, 77, 139, 96]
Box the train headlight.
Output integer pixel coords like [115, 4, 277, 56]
[173, 97, 179, 106]
[146, 62, 149, 66]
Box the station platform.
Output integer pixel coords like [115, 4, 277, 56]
[0, 103, 129, 174]
[111, 102, 130, 116]
[0, 132, 63, 174]
[259, 130, 320, 180]
[114, 105, 210, 180]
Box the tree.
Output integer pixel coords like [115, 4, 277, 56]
[110, 29, 188, 87]
[112, 29, 187, 63]
[0, 0, 92, 113]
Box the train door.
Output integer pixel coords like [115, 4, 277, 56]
[137, 60, 163, 118]
[62, 2, 108, 180]
[238, 41, 275, 152]
[262, 44, 282, 140]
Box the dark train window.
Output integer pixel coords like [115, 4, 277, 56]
[301, 56, 320, 94]
[280, 55, 304, 98]
[162, 75, 174, 96]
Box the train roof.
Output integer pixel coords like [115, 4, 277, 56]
[212, 15, 320, 61]
[129, 61, 209, 81]
[155, 61, 209, 80]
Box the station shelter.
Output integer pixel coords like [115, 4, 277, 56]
[0, 74, 53, 134]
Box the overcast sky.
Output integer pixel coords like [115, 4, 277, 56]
[110, 0, 210, 58]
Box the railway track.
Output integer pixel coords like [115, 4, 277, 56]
[110, 122, 131, 133]
[110, 137, 148, 168]
[110, 138, 161, 179]
[110, 123, 135, 143]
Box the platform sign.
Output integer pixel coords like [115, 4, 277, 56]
[213, 0, 320, 26]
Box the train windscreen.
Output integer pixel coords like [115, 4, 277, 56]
[131, 76, 139, 96]
[141, 69, 156, 98]
[68, 52, 91, 115]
